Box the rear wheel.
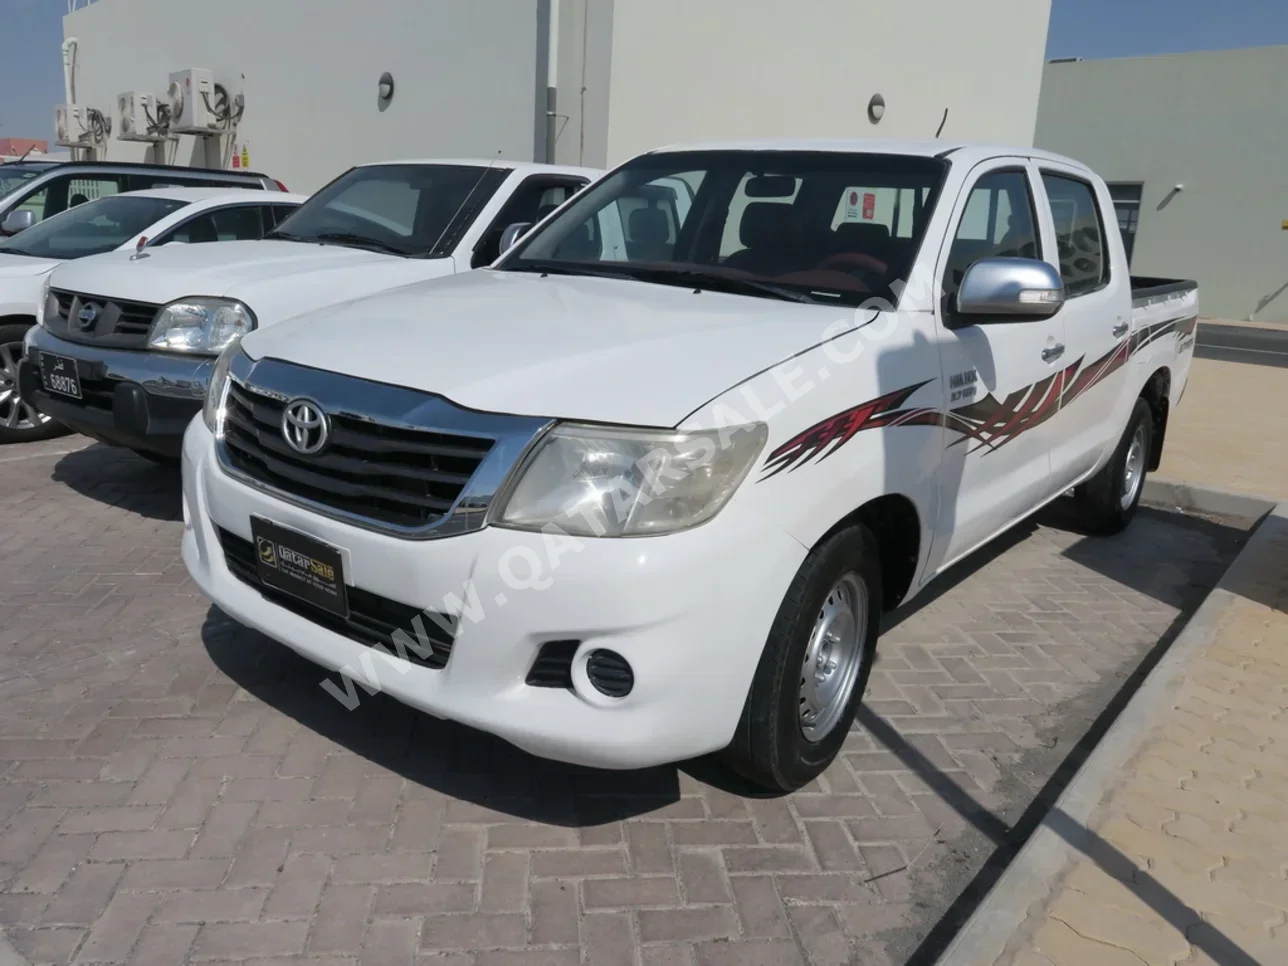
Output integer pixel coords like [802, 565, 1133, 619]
[1075, 397, 1153, 535]
[723, 524, 882, 792]
[0, 324, 69, 445]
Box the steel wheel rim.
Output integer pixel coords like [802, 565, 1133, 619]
[799, 572, 869, 742]
[1121, 424, 1146, 510]
[0, 340, 51, 432]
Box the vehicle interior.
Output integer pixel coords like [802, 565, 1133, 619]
[516, 152, 949, 305]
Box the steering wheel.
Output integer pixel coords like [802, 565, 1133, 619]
[818, 251, 888, 286]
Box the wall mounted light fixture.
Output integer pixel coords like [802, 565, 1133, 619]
[868, 94, 886, 124]
[378, 71, 395, 104]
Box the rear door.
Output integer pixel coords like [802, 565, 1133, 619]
[1032, 165, 1127, 488]
[927, 158, 1069, 572]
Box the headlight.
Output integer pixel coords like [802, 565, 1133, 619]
[36, 273, 53, 327]
[202, 342, 239, 435]
[495, 422, 768, 537]
[148, 298, 255, 354]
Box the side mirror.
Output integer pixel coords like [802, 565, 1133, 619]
[956, 257, 1065, 321]
[0, 210, 36, 236]
[497, 222, 533, 257]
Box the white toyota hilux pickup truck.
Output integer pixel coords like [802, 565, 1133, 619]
[181, 139, 1198, 791]
[19, 159, 605, 459]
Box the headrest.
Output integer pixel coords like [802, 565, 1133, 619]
[628, 207, 670, 245]
[740, 203, 797, 249]
[833, 221, 891, 248]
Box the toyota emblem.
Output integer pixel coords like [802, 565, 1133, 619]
[281, 399, 329, 456]
[77, 302, 100, 331]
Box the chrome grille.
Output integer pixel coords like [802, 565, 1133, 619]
[222, 380, 496, 531]
[47, 289, 160, 348]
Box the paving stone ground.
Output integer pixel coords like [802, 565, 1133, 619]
[990, 509, 1288, 966]
[0, 438, 1244, 965]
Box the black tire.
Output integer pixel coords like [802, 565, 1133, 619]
[1075, 397, 1154, 535]
[722, 524, 883, 792]
[0, 323, 71, 445]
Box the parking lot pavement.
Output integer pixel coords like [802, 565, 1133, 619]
[0, 442, 1245, 966]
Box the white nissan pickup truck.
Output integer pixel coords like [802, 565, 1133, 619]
[181, 139, 1198, 791]
[19, 159, 604, 459]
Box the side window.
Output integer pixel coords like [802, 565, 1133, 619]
[264, 204, 296, 229]
[66, 177, 122, 209]
[163, 212, 219, 244]
[943, 169, 1040, 299]
[1107, 183, 1143, 266]
[15, 174, 123, 223]
[472, 176, 588, 268]
[164, 206, 265, 245]
[1041, 173, 1107, 297]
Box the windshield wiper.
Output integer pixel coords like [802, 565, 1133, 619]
[310, 232, 414, 256]
[508, 261, 636, 282]
[623, 266, 820, 304]
[263, 229, 308, 243]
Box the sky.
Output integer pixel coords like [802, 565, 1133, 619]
[2, 0, 1288, 147]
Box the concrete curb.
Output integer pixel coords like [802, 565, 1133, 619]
[1143, 477, 1279, 523]
[934, 483, 1283, 966]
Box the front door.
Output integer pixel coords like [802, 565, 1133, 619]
[927, 159, 1069, 573]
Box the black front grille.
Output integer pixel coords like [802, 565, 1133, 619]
[218, 527, 455, 670]
[221, 382, 495, 530]
[47, 290, 161, 348]
[526, 640, 580, 689]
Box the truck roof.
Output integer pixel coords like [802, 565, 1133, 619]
[5, 158, 275, 180]
[353, 158, 604, 179]
[647, 138, 1092, 172]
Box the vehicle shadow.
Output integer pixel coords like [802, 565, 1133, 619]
[200, 605, 688, 825]
[52, 444, 182, 522]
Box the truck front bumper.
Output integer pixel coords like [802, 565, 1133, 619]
[20, 326, 210, 458]
[181, 417, 808, 771]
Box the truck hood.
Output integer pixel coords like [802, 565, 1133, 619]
[0, 253, 62, 279]
[241, 268, 861, 427]
[45, 240, 446, 317]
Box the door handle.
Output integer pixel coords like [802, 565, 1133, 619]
[1113, 321, 1129, 338]
[1042, 343, 1065, 362]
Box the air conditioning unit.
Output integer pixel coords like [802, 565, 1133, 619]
[54, 104, 91, 146]
[117, 91, 167, 142]
[167, 68, 219, 134]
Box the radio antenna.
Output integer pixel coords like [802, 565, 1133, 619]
[935, 108, 949, 138]
[428, 149, 504, 256]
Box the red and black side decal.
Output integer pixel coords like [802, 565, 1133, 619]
[759, 315, 1196, 479]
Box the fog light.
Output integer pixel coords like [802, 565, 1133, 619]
[586, 650, 633, 698]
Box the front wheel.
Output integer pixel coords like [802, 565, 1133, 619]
[0, 324, 70, 445]
[1075, 397, 1154, 535]
[722, 524, 882, 792]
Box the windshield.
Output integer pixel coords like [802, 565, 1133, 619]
[499, 150, 949, 306]
[0, 164, 50, 198]
[269, 163, 510, 257]
[0, 194, 185, 260]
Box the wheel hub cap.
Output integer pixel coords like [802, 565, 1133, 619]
[799, 572, 869, 742]
[0, 340, 52, 433]
[1121, 425, 1146, 510]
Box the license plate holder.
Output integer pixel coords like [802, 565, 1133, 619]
[39, 352, 82, 400]
[250, 516, 349, 618]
